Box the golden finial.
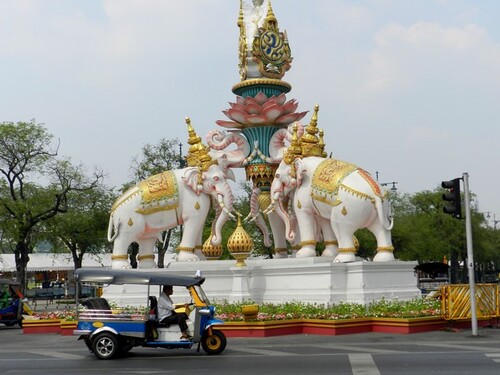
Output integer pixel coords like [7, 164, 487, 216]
[227, 212, 254, 267]
[185, 117, 218, 171]
[300, 105, 326, 158]
[283, 123, 303, 165]
[264, 0, 278, 31]
[318, 129, 327, 158]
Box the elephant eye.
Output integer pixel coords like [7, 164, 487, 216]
[214, 176, 220, 182]
[276, 173, 280, 178]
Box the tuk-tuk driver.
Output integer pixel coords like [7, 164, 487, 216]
[158, 285, 192, 340]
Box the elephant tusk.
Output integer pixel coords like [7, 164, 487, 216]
[218, 194, 236, 220]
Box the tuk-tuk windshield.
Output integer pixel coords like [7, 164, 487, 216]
[192, 285, 211, 305]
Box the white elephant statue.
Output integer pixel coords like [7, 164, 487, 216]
[107, 119, 236, 269]
[266, 104, 394, 263]
[267, 154, 395, 262]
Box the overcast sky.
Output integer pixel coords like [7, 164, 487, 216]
[1, 0, 499, 223]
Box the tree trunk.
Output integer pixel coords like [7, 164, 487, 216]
[158, 229, 172, 268]
[129, 242, 139, 269]
[14, 241, 30, 293]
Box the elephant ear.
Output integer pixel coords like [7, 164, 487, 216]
[182, 167, 201, 195]
[294, 159, 307, 188]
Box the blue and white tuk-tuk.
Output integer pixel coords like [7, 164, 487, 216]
[73, 268, 226, 359]
[0, 279, 30, 327]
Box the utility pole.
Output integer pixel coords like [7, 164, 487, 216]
[463, 172, 478, 336]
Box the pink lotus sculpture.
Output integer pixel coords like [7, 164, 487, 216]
[216, 92, 308, 129]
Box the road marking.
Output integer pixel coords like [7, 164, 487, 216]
[418, 342, 500, 352]
[310, 343, 405, 354]
[349, 353, 381, 375]
[25, 350, 86, 360]
[231, 347, 295, 356]
[485, 353, 500, 363]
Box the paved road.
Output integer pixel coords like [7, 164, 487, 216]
[1, 325, 500, 374]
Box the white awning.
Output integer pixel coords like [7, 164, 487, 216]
[0, 253, 111, 272]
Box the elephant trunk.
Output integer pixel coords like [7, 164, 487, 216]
[206, 130, 250, 168]
[274, 193, 295, 242]
[211, 183, 235, 246]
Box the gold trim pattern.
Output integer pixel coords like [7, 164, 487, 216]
[274, 247, 288, 253]
[338, 247, 356, 253]
[232, 78, 291, 93]
[177, 246, 195, 253]
[312, 159, 358, 197]
[111, 255, 128, 260]
[290, 245, 300, 250]
[377, 246, 395, 252]
[300, 240, 317, 246]
[311, 194, 342, 206]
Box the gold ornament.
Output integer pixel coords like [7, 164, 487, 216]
[227, 213, 253, 267]
[341, 206, 348, 216]
[300, 105, 327, 158]
[202, 234, 223, 260]
[127, 218, 134, 226]
[257, 191, 271, 212]
[194, 201, 200, 210]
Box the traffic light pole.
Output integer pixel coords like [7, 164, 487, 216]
[463, 172, 478, 336]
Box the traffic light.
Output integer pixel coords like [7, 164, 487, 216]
[441, 178, 462, 219]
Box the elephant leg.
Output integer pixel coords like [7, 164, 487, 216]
[194, 232, 206, 261]
[319, 218, 338, 257]
[136, 238, 158, 268]
[177, 220, 201, 262]
[111, 235, 134, 269]
[267, 211, 289, 258]
[369, 223, 395, 262]
[330, 217, 357, 263]
[295, 212, 317, 258]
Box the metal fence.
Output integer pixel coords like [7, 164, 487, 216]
[440, 283, 499, 320]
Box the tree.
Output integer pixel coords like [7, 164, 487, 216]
[127, 138, 182, 267]
[45, 186, 115, 269]
[0, 120, 103, 289]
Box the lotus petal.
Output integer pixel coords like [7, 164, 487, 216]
[293, 111, 308, 122]
[255, 91, 269, 105]
[275, 93, 287, 106]
[228, 102, 246, 112]
[236, 96, 246, 106]
[216, 120, 244, 129]
[244, 103, 261, 115]
[244, 114, 268, 125]
[261, 98, 280, 112]
[244, 96, 258, 106]
[275, 112, 304, 126]
[226, 108, 247, 123]
[261, 104, 283, 123]
[282, 100, 299, 114]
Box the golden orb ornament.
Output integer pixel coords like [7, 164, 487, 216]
[202, 234, 223, 260]
[257, 190, 271, 212]
[227, 213, 253, 267]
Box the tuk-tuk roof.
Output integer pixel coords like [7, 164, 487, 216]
[73, 268, 205, 287]
[0, 278, 21, 286]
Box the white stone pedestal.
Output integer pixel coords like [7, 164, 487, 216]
[101, 258, 420, 307]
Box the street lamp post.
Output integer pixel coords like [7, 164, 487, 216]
[375, 171, 398, 191]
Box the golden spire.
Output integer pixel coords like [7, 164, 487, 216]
[263, 0, 278, 31]
[185, 117, 217, 171]
[283, 123, 303, 165]
[300, 105, 326, 158]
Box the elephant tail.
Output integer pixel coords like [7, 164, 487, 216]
[375, 196, 394, 231]
[107, 215, 120, 242]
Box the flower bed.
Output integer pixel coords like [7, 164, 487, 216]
[24, 298, 488, 337]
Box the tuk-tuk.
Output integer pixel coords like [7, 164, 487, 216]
[73, 268, 227, 359]
[0, 279, 31, 327]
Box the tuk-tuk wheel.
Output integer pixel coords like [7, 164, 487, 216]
[92, 332, 120, 360]
[201, 330, 227, 355]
